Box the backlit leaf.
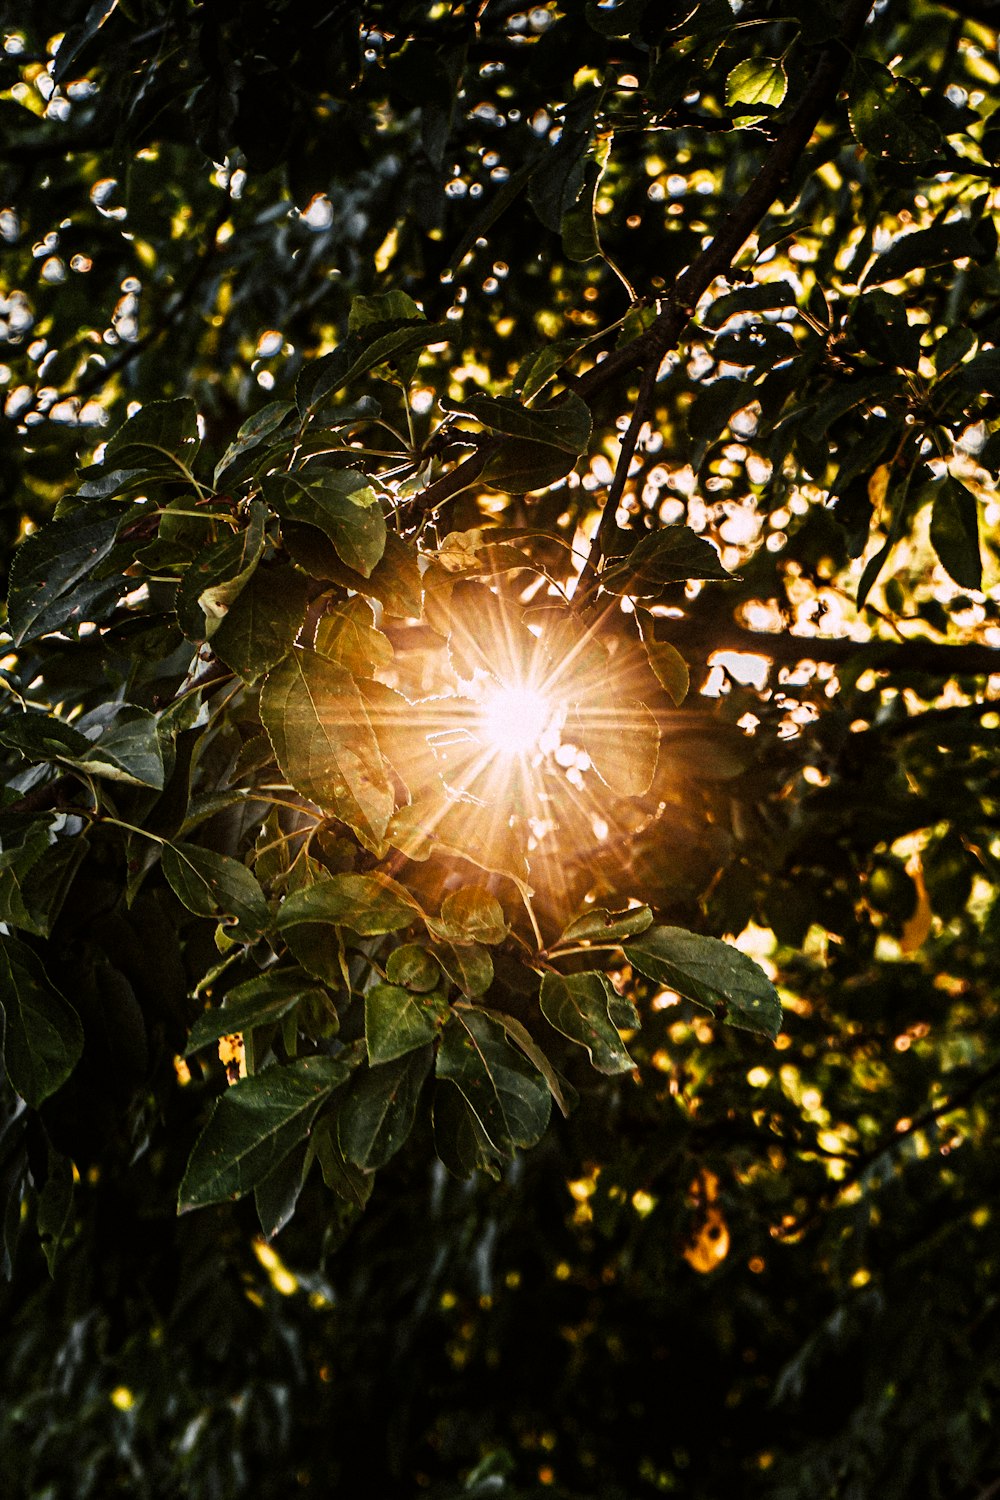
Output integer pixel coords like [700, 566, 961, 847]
[260, 647, 395, 846]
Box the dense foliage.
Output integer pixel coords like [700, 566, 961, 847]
[3, 0, 1000, 1494]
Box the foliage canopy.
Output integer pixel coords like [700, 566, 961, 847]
[3, 0, 1000, 1495]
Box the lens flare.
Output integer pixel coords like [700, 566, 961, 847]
[480, 683, 551, 756]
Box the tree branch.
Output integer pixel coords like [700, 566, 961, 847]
[576, 0, 875, 416]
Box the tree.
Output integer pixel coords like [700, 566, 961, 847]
[2, 0, 1000, 1494]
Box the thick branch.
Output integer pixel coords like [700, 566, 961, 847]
[659, 612, 1000, 678]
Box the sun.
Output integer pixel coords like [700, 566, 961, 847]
[480, 682, 552, 757]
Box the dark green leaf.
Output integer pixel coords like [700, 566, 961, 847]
[478, 1008, 575, 1119]
[104, 397, 200, 471]
[436, 1008, 551, 1154]
[862, 220, 989, 289]
[848, 62, 943, 164]
[211, 563, 310, 682]
[433, 1079, 504, 1179]
[539, 971, 635, 1074]
[386, 944, 442, 992]
[267, 471, 386, 579]
[254, 1144, 308, 1241]
[365, 982, 448, 1064]
[162, 842, 270, 941]
[7, 505, 126, 646]
[338, 1045, 433, 1169]
[0, 934, 83, 1107]
[178, 1056, 348, 1211]
[435, 942, 494, 998]
[296, 321, 453, 415]
[284, 526, 422, 617]
[601, 527, 735, 595]
[214, 400, 296, 485]
[624, 925, 781, 1038]
[186, 971, 326, 1054]
[445, 391, 592, 455]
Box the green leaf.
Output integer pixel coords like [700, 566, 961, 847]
[426, 887, 509, 946]
[570, 697, 659, 797]
[624, 925, 781, 1039]
[556, 905, 654, 946]
[442, 392, 591, 453]
[0, 708, 165, 789]
[0, 934, 83, 1107]
[178, 1056, 348, 1211]
[214, 400, 296, 485]
[848, 61, 943, 165]
[186, 971, 326, 1055]
[435, 942, 494, 998]
[104, 397, 200, 471]
[701, 280, 797, 330]
[211, 563, 310, 682]
[365, 982, 449, 1064]
[7, 504, 126, 646]
[161, 842, 270, 941]
[726, 57, 787, 113]
[483, 439, 584, 494]
[338, 1045, 433, 1169]
[637, 613, 690, 706]
[82, 708, 165, 788]
[480, 1008, 575, 1118]
[260, 647, 395, 847]
[929, 475, 982, 591]
[851, 290, 921, 373]
[267, 471, 387, 579]
[175, 502, 266, 640]
[433, 1079, 504, 1179]
[284, 526, 422, 618]
[276, 873, 421, 937]
[539, 971, 635, 1074]
[254, 1144, 308, 1241]
[0, 820, 87, 939]
[512, 337, 587, 401]
[386, 944, 442, 992]
[310, 1117, 375, 1207]
[561, 132, 612, 262]
[296, 321, 453, 415]
[601, 527, 735, 595]
[436, 1008, 551, 1154]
